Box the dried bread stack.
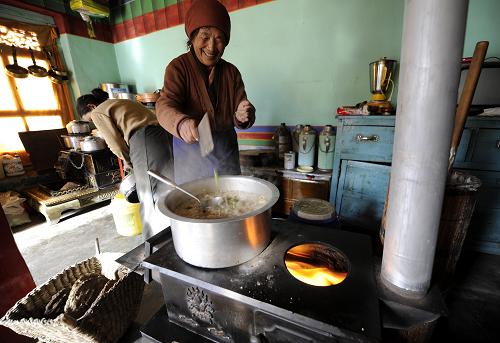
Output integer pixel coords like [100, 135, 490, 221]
[42, 273, 118, 321]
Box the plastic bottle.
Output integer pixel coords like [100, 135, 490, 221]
[111, 193, 142, 236]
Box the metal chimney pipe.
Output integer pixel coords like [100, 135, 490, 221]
[381, 0, 469, 297]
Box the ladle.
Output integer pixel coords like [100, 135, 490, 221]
[147, 170, 224, 209]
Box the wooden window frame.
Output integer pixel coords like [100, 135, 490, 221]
[0, 43, 73, 126]
[0, 43, 74, 161]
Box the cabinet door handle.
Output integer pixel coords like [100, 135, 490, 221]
[356, 134, 379, 142]
[497, 140, 500, 149]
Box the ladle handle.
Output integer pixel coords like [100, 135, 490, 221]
[29, 48, 36, 65]
[147, 170, 201, 204]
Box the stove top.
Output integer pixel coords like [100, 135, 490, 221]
[143, 219, 381, 342]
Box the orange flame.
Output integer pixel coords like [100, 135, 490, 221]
[285, 261, 347, 287]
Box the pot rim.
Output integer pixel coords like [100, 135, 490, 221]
[157, 175, 280, 224]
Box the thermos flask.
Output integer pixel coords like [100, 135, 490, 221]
[317, 125, 335, 171]
[298, 125, 317, 168]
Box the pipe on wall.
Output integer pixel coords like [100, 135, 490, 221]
[381, 0, 469, 297]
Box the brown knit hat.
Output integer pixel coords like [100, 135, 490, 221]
[185, 0, 231, 44]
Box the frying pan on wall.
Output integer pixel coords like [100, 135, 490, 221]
[44, 48, 68, 84]
[5, 45, 28, 78]
[27, 48, 48, 77]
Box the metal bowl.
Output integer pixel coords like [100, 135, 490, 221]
[157, 176, 280, 268]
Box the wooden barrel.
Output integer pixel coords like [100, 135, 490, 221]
[433, 170, 481, 290]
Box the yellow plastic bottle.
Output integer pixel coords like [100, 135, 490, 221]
[111, 193, 142, 236]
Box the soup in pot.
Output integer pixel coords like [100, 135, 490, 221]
[174, 191, 267, 219]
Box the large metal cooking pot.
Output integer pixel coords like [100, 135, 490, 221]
[79, 136, 107, 152]
[60, 134, 86, 150]
[157, 176, 280, 268]
[66, 120, 91, 134]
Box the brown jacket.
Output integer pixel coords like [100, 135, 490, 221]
[90, 99, 158, 164]
[156, 51, 254, 138]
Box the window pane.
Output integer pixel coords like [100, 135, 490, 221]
[10, 57, 59, 111]
[0, 59, 17, 110]
[26, 115, 63, 131]
[0, 117, 26, 153]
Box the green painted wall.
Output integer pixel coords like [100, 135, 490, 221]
[64, 0, 500, 124]
[59, 34, 121, 115]
[114, 0, 405, 126]
[464, 0, 500, 57]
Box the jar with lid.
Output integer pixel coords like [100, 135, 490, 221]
[3, 154, 25, 177]
[273, 123, 292, 163]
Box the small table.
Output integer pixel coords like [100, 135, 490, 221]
[25, 185, 119, 224]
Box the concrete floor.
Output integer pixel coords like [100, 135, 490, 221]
[11, 207, 500, 342]
[13, 203, 142, 286]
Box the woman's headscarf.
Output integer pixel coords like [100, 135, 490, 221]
[185, 0, 231, 44]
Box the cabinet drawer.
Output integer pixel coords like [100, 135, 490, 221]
[469, 129, 500, 168]
[336, 160, 391, 231]
[338, 126, 394, 162]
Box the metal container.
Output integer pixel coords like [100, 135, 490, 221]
[369, 57, 397, 95]
[298, 125, 317, 168]
[2, 154, 25, 176]
[157, 176, 280, 268]
[100, 83, 130, 99]
[292, 124, 303, 153]
[119, 173, 138, 203]
[317, 125, 335, 171]
[115, 92, 137, 101]
[79, 136, 107, 152]
[66, 120, 91, 134]
[273, 123, 291, 162]
[60, 134, 86, 150]
[284, 151, 295, 170]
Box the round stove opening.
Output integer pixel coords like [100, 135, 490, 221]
[285, 243, 349, 287]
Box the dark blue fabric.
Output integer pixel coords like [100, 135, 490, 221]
[173, 128, 241, 184]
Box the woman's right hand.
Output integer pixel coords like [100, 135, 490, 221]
[179, 118, 199, 144]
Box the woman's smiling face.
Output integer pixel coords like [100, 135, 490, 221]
[192, 26, 226, 67]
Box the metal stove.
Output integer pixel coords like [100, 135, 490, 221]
[24, 148, 121, 224]
[141, 219, 381, 343]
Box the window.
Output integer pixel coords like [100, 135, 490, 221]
[0, 24, 73, 156]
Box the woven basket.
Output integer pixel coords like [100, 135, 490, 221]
[0, 255, 144, 343]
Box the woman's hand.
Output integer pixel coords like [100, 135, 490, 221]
[235, 100, 255, 124]
[179, 118, 199, 144]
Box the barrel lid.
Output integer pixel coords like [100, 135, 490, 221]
[293, 198, 335, 221]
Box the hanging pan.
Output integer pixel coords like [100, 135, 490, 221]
[5, 45, 29, 78]
[27, 48, 48, 77]
[44, 48, 68, 84]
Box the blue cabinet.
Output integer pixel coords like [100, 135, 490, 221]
[330, 115, 500, 254]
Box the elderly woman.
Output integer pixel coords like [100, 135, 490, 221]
[156, 0, 256, 184]
[77, 88, 174, 240]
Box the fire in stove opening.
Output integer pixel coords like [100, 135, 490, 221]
[285, 243, 349, 287]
